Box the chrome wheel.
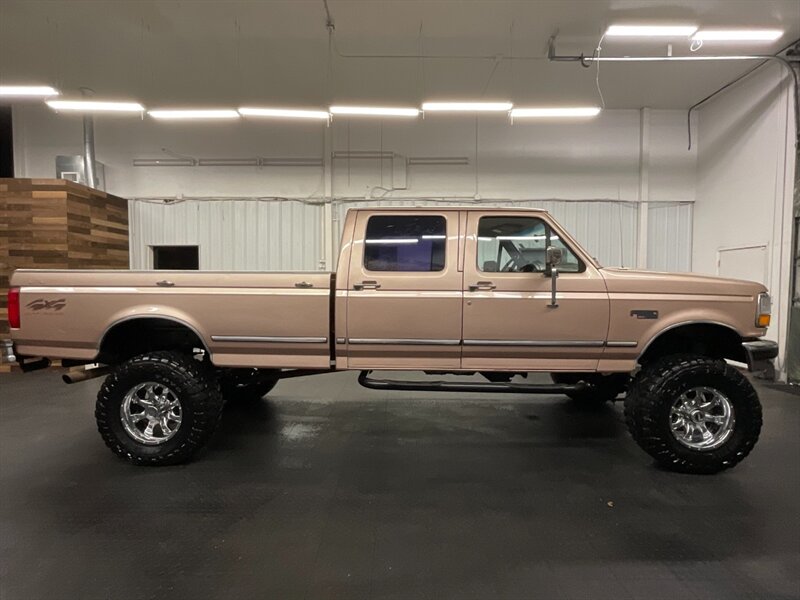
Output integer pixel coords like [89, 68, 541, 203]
[669, 386, 735, 451]
[120, 382, 183, 445]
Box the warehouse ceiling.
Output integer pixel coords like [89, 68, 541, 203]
[0, 0, 798, 110]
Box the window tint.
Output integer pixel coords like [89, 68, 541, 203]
[364, 215, 446, 272]
[477, 216, 582, 273]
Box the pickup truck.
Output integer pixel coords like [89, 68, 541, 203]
[3, 206, 778, 473]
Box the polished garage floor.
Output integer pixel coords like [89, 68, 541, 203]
[1, 370, 798, 600]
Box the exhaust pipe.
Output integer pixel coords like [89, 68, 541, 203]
[62, 365, 111, 384]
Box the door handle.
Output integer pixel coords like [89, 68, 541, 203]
[294, 281, 314, 288]
[156, 280, 175, 287]
[353, 280, 381, 290]
[468, 281, 496, 291]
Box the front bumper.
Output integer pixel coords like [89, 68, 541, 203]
[742, 340, 779, 373]
[1, 339, 17, 364]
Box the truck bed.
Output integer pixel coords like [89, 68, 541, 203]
[10, 269, 334, 369]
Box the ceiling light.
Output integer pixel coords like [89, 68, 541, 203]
[148, 109, 239, 120]
[422, 102, 513, 112]
[239, 107, 330, 120]
[605, 25, 697, 37]
[692, 29, 783, 41]
[0, 85, 59, 97]
[329, 106, 420, 117]
[511, 107, 601, 118]
[47, 100, 144, 112]
[198, 158, 259, 167]
[133, 158, 196, 167]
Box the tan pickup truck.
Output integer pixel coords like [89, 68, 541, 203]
[3, 207, 777, 473]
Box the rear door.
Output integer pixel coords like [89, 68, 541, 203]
[344, 210, 462, 369]
[461, 211, 610, 372]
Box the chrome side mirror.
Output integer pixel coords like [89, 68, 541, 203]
[546, 246, 563, 268]
[545, 246, 562, 308]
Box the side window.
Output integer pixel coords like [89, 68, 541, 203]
[364, 215, 446, 272]
[477, 216, 582, 273]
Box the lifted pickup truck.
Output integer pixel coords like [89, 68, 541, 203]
[3, 207, 777, 473]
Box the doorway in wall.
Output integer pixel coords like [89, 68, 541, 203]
[0, 106, 13, 177]
[152, 246, 199, 270]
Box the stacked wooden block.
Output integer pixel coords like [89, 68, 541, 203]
[0, 179, 129, 371]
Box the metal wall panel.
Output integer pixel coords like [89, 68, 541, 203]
[648, 202, 693, 272]
[130, 198, 691, 273]
[129, 199, 323, 271]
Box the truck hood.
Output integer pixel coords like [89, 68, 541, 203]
[599, 267, 767, 297]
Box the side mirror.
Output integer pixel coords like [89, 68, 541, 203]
[546, 246, 563, 268]
[545, 246, 562, 308]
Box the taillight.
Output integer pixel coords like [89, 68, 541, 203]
[8, 287, 20, 329]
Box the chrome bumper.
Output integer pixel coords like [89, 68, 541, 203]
[1, 339, 17, 364]
[742, 340, 778, 372]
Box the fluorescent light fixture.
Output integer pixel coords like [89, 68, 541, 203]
[605, 25, 697, 37]
[0, 85, 59, 97]
[47, 100, 144, 112]
[511, 107, 601, 118]
[148, 109, 239, 120]
[260, 157, 324, 167]
[365, 239, 419, 244]
[422, 102, 513, 112]
[408, 156, 469, 166]
[198, 158, 259, 167]
[330, 106, 420, 117]
[692, 29, 783, 41]
[239, 107, 330, 120]
[133, 158, 196, 167]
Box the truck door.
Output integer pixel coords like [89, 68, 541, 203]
[461, 211, 610, 372]
[344, 210, 462, 369]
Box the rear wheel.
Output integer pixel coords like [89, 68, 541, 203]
[624, 355, 762, 474]
[550, 372, 629, 404]
[96, 351, 224, 466]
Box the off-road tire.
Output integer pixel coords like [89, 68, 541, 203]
[96, 351, 224, 466]
[219, 369, 279, 402]
[624, 355, 762, 474]
[550, 372, 629, 404]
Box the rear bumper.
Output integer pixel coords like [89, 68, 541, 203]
[742, 340, 778, 373]
[1, 339, 17, 364]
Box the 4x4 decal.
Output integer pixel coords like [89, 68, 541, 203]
[26, 298, 67, 312]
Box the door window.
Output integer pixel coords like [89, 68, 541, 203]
[477, 216, 582, 273]
[364, 215, 446, 272]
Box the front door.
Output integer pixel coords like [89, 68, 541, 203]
[344, 210, 462, 369]
[461, 211, 610, 372]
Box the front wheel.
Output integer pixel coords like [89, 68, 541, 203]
[96, 351, 225, 466]
[624, 355, 762, 474]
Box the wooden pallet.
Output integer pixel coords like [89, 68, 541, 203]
[1, 179, 129, 371]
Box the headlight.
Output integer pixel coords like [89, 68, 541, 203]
[756, 292, 771, 328]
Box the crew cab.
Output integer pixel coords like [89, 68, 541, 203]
[3, 207, 778, 473]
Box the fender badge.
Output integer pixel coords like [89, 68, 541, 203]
[631, 310, 658, 320]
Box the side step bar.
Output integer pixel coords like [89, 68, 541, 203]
[358, 371, 588, 394]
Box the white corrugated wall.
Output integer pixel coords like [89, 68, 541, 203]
[648, 202, 693, 272]
[130, 198, 691, 272]
[129, 199, 323, 271]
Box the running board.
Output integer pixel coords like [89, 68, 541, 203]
[357, 371, 588, 394]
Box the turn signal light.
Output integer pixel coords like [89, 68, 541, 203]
[756, 293, 772, 329]
[8, 287, 20, 329]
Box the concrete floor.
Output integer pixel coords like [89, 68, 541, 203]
[1, 370, 798, 600]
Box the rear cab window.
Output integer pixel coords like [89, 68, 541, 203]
[364, 215, 446, 272]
